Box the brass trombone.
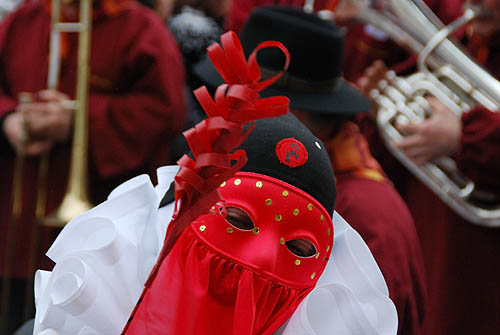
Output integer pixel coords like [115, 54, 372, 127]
[0, 0, 93, 330]
[43, 0, 93, 226]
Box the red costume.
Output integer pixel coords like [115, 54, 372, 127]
[324, 122, 427, 335]
[0, 0, 186, 279]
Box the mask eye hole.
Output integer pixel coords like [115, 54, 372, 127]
[286, 239, 317, 258]
[226, 206, 254, 231]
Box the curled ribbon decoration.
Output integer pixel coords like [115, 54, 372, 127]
[123, 31, 291, 334]
[142, 31, 290, 289]
[206, 30, 290, 91]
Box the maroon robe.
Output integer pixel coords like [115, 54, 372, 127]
[326, 123, 427, 335]
[407, 109, 500, 335]
[0, 0, 186, 278]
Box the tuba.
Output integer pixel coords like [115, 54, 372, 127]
[333, 0, 500, 227]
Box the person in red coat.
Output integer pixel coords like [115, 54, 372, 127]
[0, 0, 186, 332]
[357, 0, 500, 334]
[194, 5, 428, 334]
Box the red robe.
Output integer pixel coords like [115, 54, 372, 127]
[358, 25, 500, 335]
[0, 0, 186, 278]
[326, 122, 427, 335]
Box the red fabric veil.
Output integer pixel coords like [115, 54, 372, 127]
[121, 32, 332, 334]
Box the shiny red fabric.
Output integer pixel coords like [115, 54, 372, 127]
[126, 219, 312, 335]
[214, 173, 332, 287]
[126, 172, 332, 334]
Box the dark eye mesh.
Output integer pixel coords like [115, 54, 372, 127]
[286, 239, 317, 257]
[225, 206, 254, 231]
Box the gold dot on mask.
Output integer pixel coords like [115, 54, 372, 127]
[234, 179, 241, 186]
[220, 181, 226, 187]
[265, 198, 272, 206]
[320, 214, 325, 221]
[311, 272, 316, 279]
[252, 227, 260, 234]
[226, 227, 233, 234]
[327, 228, 331, 236]
[282, 190, 289, 197]
[199, 225, 206, 232]
[307, 203, 313, 211]
[295, 259, 301, 266]
[256, 181, 263, 188]
[275, 214, 283, 222]
[315, 253, 320, 259]
[280, 237, 286, 245]
[326, 245, 330, 252]
[293, 208, 300, 216]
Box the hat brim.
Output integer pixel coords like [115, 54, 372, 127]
[193, 55, 370, 116]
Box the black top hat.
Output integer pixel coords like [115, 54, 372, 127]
[193, 5, 370, 115]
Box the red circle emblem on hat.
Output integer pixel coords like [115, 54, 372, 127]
[275, 138, 308, 168]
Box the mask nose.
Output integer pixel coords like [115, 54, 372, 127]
[236, 231, 280, 272]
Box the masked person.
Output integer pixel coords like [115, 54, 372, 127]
[0, 0, 186, 332]
[193, 6, 427, 334]
[32, 29, 397, 335]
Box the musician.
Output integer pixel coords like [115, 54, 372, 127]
[193, 6, 427, 334]
[0, 0, 185, 332]
[357, 0, 500, 334]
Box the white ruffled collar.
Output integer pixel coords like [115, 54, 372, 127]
[33, 166, 397, 335]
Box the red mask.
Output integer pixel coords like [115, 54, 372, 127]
[125, 172, 333, 335]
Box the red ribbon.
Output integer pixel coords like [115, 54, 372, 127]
[144, 31, 290, 287]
